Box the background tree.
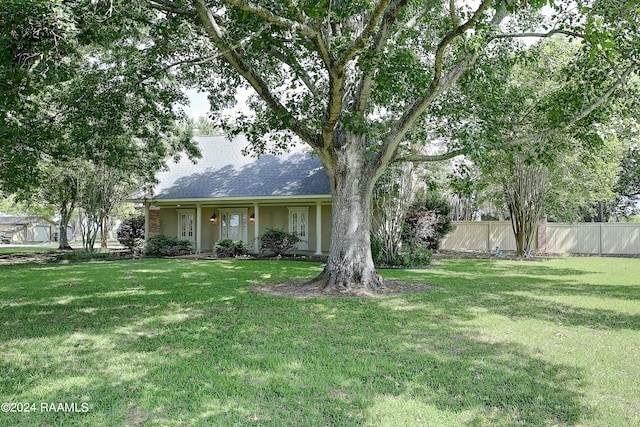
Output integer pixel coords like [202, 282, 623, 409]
[612, 141, 640, 219]
[497, 152, 550, 257]
[371, 162, 421, 266]
[0, 194, 56, 218]
[1, 1, 199, 237]
[194, 116, 219, 135]
[74, 162, 140, 252]
[36, 162, 81, 250]
[447, 161, 486, 221]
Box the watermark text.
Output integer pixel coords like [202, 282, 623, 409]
[1, 402, 89, 413]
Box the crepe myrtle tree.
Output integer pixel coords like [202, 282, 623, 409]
[132, 0, 640, 293]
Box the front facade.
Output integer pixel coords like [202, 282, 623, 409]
[137, 135, 332, 254]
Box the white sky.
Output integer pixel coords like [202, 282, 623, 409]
[182, 88, 253, 120]
[182, 89, 211, 120]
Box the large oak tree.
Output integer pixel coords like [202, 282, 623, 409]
[132, 0, 638, 294]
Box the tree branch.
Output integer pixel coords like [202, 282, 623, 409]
[396, 65, 636, 163]
[221, 0, 318, 38]
[191, 0, 320, 148]
[370, 4, 509, 176]
[449, 0, 459, 29]
[491, 29, 585, 40]
[147, 0, 195, 16]
[218, 0, 337, 71]
[404, 0, 437, 30]
[397, 148, 466, 162]
[336, 0, 392, 70]
[269, 44, 320, 97]
[354, 0, 409, 115]
[430, 0, 493, 94]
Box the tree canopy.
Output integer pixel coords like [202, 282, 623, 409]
[1, 0, 199, 194]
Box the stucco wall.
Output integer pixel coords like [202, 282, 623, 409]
[158, 208, 178, 237]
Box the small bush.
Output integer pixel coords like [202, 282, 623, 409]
[372, 238, 432, 267]
[259, 228, 300, 256]
[371, 237, 385, 266]
[117, 215, 145, 252]
[402, 193, 455, 251]
[214, 239, 248, 258]
[396, 242, 433, 267]
[145, 235, 193, 257]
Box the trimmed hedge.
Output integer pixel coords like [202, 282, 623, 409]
[145, 235, 194, 257]
[259, 228, 300, 256]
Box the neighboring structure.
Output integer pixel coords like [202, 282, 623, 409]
[0, 216, 56, 243]
[131, 135, 332, 254]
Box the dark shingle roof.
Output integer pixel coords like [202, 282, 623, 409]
[0, 216, 47, 225]
[150, 135, 331, 200]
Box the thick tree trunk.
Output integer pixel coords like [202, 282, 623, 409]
[308, 134, 385, 295]
[58, 201, 73, 250]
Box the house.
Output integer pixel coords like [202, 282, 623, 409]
[0, 216, 56, 243]
[132, 135, 332, 254]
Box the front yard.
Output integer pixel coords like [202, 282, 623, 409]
[0, 257, 638, 426]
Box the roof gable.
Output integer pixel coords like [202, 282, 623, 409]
[150, 135, 331, 200]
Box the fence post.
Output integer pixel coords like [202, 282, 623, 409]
[487, 221, 492, 251]
[599, 222, 603, 256]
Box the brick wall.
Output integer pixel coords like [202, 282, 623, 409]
[149, 209, 160, 235]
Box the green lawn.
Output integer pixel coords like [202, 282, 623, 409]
[0, 257, 638, 426]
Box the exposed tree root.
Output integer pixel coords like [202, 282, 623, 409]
[303, 267, 386, 296]
[252, 277, 437, 299]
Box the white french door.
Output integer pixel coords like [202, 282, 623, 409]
[219, 209, 248, 243]
[288, 207, 309, 250]
[178, 210, 195, 241]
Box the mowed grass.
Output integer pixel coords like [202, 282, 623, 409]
[0, 257, 638, 426]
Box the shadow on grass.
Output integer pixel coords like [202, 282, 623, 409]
[0, 259, 598, 426]
[395, 259, 640, 331]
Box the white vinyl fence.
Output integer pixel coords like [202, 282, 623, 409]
[440, 221, 640, 255]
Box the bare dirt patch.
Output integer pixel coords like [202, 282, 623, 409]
[251, 279, 437, 299]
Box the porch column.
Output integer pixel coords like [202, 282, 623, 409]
[196, 204, 202, 252]
[144, 202, 150, 240]
[254, 203, 260, 252]
[315, 201, 323, 255]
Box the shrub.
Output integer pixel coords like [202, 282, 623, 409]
[145, 234, 194, 257]
[402, 193, 455, 250]
[396, 241, 433, 267]
[371, 238, 433, 267]
[371, 237, 385, 266]
[259, 228, 300, 256]
[117, 215, 145, 252]
[214, 239, 248, 258]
